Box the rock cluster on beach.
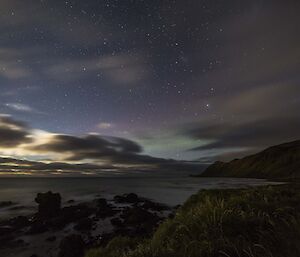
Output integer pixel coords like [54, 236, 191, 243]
[0, 191, 173, 257]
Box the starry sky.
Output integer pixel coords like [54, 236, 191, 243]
[0, 1, 299, 176]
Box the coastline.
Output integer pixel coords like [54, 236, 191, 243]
[86, 183, 300, 257]
[0, 176, 287, 257]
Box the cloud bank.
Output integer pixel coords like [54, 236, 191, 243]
[0, 115, 202, 176]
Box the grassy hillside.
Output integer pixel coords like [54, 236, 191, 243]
[85, 184, 300, 257]
[200, 140, 300, 178]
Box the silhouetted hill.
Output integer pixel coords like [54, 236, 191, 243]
[199, 140, 300, 179]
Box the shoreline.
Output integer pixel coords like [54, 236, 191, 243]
[0, 192, 173, 257]
[85, 183, 300, 257]
[0, 177, 290, 257]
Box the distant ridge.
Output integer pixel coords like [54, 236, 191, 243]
[199, 140, 300, 179]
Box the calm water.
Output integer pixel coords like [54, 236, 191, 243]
[0, 175, 279, 219]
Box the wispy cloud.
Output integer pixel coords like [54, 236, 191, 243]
[5, 103, 33, 112]
[4, 102, 47, 115]
[44, 53, 148, 85]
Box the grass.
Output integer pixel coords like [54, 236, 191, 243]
[85, 184, 300, 257]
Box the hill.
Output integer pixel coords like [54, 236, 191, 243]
[199, 140, 300, 179]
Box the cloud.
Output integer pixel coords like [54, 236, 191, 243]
[183, 116, 300, 161]
[4, 102, 47, 115]
[177, 78, 300, 162]
[44, 53, 148, 85]
[0, 115, 206, 175]
[0, 48, 32, 80]
[0, 115, 32, 147]
[0, 156, 115, 176]
[30, 134, 143, 162]
[5, 103, 33, 112]
[0, 155, 204, 176]
[98, 122, 113, 129]
[0, 0, 148, 85]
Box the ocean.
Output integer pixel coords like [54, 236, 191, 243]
[0, 174, 280, 219]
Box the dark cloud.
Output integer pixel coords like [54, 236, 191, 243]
[0, 115, 31, 147]
[0, 157, 36, 166]
[184, 117, 300, 161]
[30, 134, 143, 161]
[0, 156, 115, 175]
[0, 151, 205, 176]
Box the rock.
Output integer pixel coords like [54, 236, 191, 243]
[0, 226, 14, 236]
[9, 216, 30, 229]
[118, 206, 162, 236]
[28, 221, 48, 234]
[63, 204, 94, 221]
[0, 236, 24, 248]
[0, 201, 14, 208]
[46, 236, 56, 242]
[50, 204, 95, 229]
[110, 217, 123, 227]
[35, 191, 61, 218]
[58, 234, 85, 257]
[121, 207, 160, 227]
[96, 198, 108, 208]
[114, 193, 140, 204]
[96, 203, 118, 219]
[74, 217, 93, 231]
[141, 200, 170, 211]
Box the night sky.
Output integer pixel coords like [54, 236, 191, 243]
[0, 1, 299, 175]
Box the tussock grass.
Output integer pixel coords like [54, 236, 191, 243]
[86, 184, 300, 257]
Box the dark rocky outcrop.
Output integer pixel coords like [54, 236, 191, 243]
[114, 193, 140, 204]
[95, 199, 119, 219]
[35, 191, 61, 218]
[29, 193, 96, 233]
[8, 216, 30, 229]
[74, 217, 93, 231]
[110, 217, 123, 227]
[95, 198, 108, 208]
[0, 191, 171, 255]
[0, 201, 14, 208]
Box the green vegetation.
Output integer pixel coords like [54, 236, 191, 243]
[200, 140, 300, 178]
[85, 184, 300, 257]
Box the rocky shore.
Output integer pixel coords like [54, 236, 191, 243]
[0, 191, 174, 257]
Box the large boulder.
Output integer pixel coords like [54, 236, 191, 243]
[58, 234, 85, 257]
[35, 191, 61, 218]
